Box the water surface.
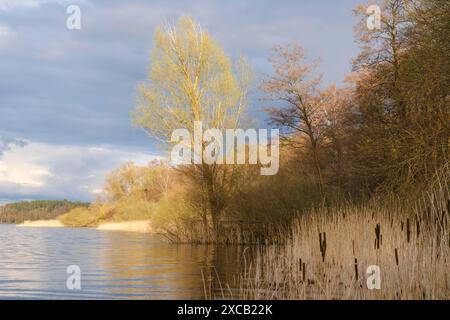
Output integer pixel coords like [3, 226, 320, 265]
[0, 224, 243, 299]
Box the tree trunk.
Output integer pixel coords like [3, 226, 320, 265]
[311, 141, 326, 202]
[202, 163, 222, 242]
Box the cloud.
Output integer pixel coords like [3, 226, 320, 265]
[0, 0, 40, 11]
[0, 140, 160, 201]
[0, 0, 360, 146]
[0, 137, 28, 157]
[0, 23, 11, 36]
[0, 0, 78, 12]
[0, 23, 14, 52]
[0, 0, 361, 201]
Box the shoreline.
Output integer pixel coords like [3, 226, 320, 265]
[17, 219, 64, 228]
[96, 220, 153, 233]
[16, 219, 153, 233]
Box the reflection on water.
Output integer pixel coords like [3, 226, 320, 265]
[0, 224, 246, 299]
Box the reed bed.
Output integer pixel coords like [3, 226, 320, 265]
[233, 174, 450, 299]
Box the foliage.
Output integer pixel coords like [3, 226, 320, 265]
[54, 2, 449, 247]
[134, 16, 252, 237]
[0, 200, 89, 224]
[235, 167, 450, 299]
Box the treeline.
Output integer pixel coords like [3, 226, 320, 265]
[344, 0, 450, 194]
[261, 0, 450, 201]
[0, 200, 89, 224]
[241, 0, 449, 207]
[63, 0, 449, 243]
[59, 160, 172, 227]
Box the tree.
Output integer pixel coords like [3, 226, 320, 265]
[400, 0, 450, 174]
[319, 85, 355, 193]
[353, 0, 410, 121]
[263, 44, 331, 200]
[350, 0, 449, 191]
[133, 17, 251, 238]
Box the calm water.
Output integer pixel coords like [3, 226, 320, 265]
[0, 224, 244, 299]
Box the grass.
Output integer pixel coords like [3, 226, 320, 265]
[58, 205, 109, 227]
[231, 172, 450, 299]
[57, 197, 155, 227]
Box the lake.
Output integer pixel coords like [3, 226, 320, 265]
[0, 224, 245, 299]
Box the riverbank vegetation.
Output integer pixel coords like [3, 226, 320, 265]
[58, 0, 448, 241]
[57, 160, 171, 227]
[233, 168, 450, 299]
[0, 200, 89, 224]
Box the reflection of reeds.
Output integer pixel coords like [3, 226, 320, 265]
[232, 169, 450, 300]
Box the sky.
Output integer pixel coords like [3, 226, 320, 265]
[0, 0, 362, 203]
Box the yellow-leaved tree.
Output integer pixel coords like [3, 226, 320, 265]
[133, 17, 252, 239]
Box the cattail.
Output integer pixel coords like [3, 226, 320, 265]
[298, 258, 302, 281]
[406, 219, 411, 243]
[302, 263, 306, 282]
[416, 219, 420, 238]
[354, 258, 359, 281]
[375, 223, 381, 249]
[319, 232, 327, 262]
[395, 248, 399, 266]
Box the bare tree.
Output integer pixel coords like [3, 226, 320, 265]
[262, 44, 330, 200]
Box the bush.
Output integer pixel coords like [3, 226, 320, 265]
[108, 197, 155, 221]
[151, 194, 202, 242]
[58, 203, 114, 227]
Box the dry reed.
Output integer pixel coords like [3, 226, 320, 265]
[232, 170, 450, 299]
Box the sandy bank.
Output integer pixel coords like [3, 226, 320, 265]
[96, 220, 153, 233]
[17, 219, 65, 228]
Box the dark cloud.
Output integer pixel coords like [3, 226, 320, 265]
[0, 0, 361, 201]
[0, 136, 28, 157]
[0, 0, 360, 147]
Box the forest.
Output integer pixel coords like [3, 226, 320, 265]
[0, 200, 89, 224]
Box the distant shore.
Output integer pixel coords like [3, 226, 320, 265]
[17, 219, 64, 228]
[96, 220, 153, 233]
[17, 219, 153, 233]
